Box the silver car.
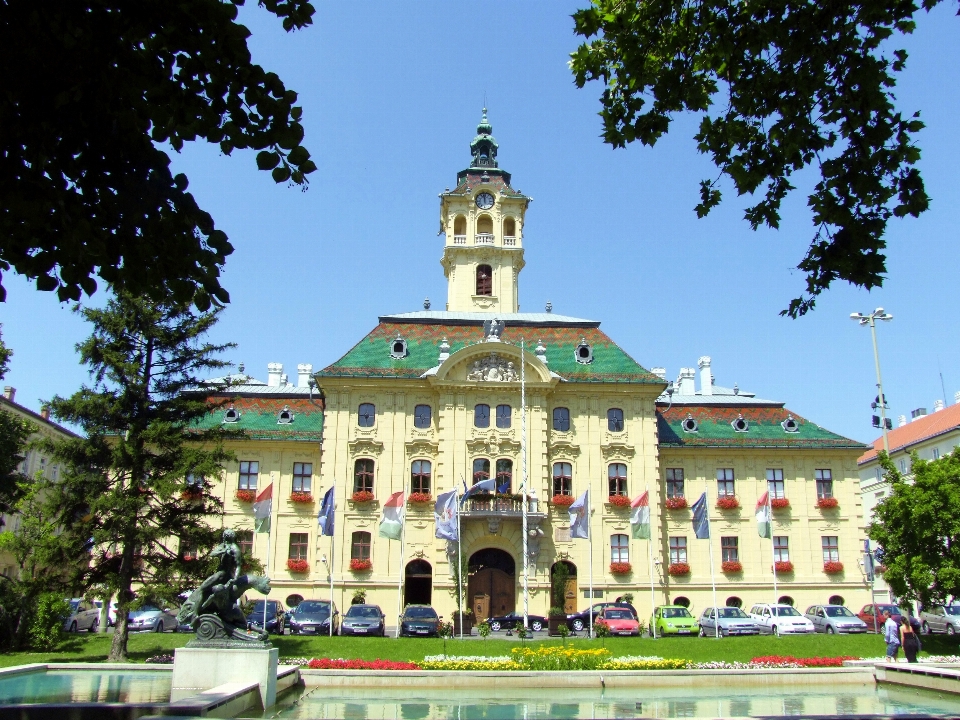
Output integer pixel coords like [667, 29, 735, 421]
[920, 605, 960, 635]
[804, 604, 868, 634]
[698, 606, 760, 636]
[127, 605, 179, 632]
[64, 598, 100, 632]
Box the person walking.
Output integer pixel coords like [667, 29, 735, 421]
[900, 616, 921, 663]
[883, 610, 900, 662]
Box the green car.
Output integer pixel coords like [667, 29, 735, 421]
[649, 605, 699, 637]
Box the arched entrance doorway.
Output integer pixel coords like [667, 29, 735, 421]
[404, 560, 432, 606]
[550, 560, 578, 614]
[468, 548, 515, 621]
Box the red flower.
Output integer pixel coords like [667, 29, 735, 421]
[751, 655, 857, 668]
[665, 496, 688, 510]
[771, 497, 790, 510]
[607, 494, 630, 508]
[823, 561, 844, 574]
[235, 489, 256, 503]
[290, 491, 314, 504]
[287, 558, 309, 573]
[816, 497, 839, 509]
[307, 658, 420, 670]
[721, 560, 743, 573]
[716, 496, 740, 510]
[774, 561, 794, 573]
[668, 562, 690, 576]
[351, 490, 375, 503]
[609, 562, 632, 574]
[407, 492, 433, 504]
[350, 558, 372, 572]
[551, 494, 575, 507]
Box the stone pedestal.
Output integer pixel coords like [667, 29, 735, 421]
[172, 646, 279, 709]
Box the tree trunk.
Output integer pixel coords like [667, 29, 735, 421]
[108, 543, 136, 661]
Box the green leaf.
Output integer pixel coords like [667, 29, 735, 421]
[271, 166, 291, 183]
[256, 151, 280, 170]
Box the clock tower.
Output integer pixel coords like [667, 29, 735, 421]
[439, 110, 530, 313]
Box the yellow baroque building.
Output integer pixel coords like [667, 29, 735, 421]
[213, 113, 870, 622]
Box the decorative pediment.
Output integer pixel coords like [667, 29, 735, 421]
[600, 442, 636, 461]
[405, 439, 439, 458]
[466, 436, 498, 456]
[348, 438, 384, 457]
[466, 352, 519, 382]
[497, 438, 521, 455]
[432, 342, 554, 385]
[548, 440, 581, 459]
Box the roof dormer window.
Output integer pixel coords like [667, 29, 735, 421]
[223, 406, 241, 423]
[681, 415, 698, 433]
[277, 405, 294, 424]
[390, 334, 407, 359]
[574, 338, 593, 365]
[731, 414, 749, 433]
[781, 415, 800, 433]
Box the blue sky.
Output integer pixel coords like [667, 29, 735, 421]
[3, 2, 959, 444]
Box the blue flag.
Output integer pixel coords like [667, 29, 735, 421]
[496, 479, 511, 494]
[691, 492, 710, 539]
[568, 489, 589, 540]
[460, 477, 496, 504]
[434, 489, 459, 541]
[318, 486, 335, 537]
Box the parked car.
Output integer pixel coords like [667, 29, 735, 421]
[804, 604, 868, 634]
[749, 603, 815, 635]
[64, 598, 100, 633]
[650, 605, 699, 637]
[398, 604, 441, 637]
[597, 607, 640, 636]
[339, 604, 384, 636]
[487, 612, 547, 633]
[567, 602, 637, 632]
[857, 603, 903, 632]
[246, 599, 287, 635]
[698, 606, 760, 637]
[128, 605, 180, 633]
[93, 599, 117, 627]
[920, 605, 960, 635]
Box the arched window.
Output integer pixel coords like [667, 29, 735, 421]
[725, 596, 742, 609]
[828, 595, 845, 607]
[414, 404, 432, 429]
[608, 463, 628, 497]
[553, 407, 570, 432]
[495, 459, 512, 493]
[472, 458, 490, 484]
[286, 594, 304, 608]
[476, 265, 493, 295]
[358, 403, 375, 427]
[411, 460, 431, 494]
[351, 531, 371, 562]
[474, 403, 490, 428]
[454, 216, 466, 235]
[778, 595, 795, 607]
[553, 462, 572, 496]
[503, 217, 516, 236]
[476, 215, 493, 233]
[607, 408, 624, 432]
[611, 534, 629, 563]
[496, 404, 512, 429]
[353, 459, 374, 493]
[673, 596, 691, 608]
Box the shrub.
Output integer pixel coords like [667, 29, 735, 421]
[551, 494, 575, 507]
[668, 562, 690, 576]
[286, 558, 309, 573]
[28, 594, 70, 651]
[774, 561, 794, 573]
[351, 490, 375, 503]
[349, 558, 372, 572]
[290, 491, 314, 504]
[770, 497, 790, 509]
[823, 561, 844, 574]
[407, 492, 432, 504]
[715, 497, 740, 510]
[721, 560, 743, 573]
[816, 497, 839, 509]
[665, 496, 688, 510]
[609, 562, 632, 574]
[607, 494, 630, 507]
[477, 620, 490, 640]
[550, 561, 570, 613]
[235, 489, 255, 502]
[351, 588, 367, 604]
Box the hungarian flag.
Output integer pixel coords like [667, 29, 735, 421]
[630, 491, 650, 539]
[756, 491, 771, 538]
[253, 484, 272, 534]
[378, 491, 405, 540]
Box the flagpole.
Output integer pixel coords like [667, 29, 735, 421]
[647, 484, 656, 641]
[708, 530, 719, 639]
[330, 480, 335, 638]
[520, 339, 529, 630]
[456, 482, 463, 640]
[768, 489, 778, 607]
[588, 490, 594, 639]
[396, 496, 405, 639]
[264, 523, 270, 632]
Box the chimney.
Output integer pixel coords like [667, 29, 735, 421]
[698, 356, 713, 396]
[934, 399, 945, 412]
[955, 390, 960, 406]
[267, 363, 283, 388]
[898, 415, 907, 427]
[2, 386, 14, 402]
[910, 408, 927, 421]
[297, 364, 313, 388]
[677, 368, 696, 396]
[650, 367, 666, 381]
[40, 405, 50, 421]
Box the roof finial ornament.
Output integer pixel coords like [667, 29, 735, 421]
[424, 297, 431, 310]
[545, 301, 552, 313]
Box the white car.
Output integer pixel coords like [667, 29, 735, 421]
[94, 599, 118, 627]
[749, 603, 815, 635]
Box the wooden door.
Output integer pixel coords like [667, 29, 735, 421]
[564, 578, 577, 614]
[469, 568, 515, 618]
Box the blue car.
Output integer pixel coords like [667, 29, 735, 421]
[246, 599, 286, 635]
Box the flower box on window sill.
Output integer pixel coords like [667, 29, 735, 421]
[607, 495, 630, 508]
[665, 496, 688, 510]
[816, 497, 839, 509]
[235, 489, 256, 503]
[290, 491, 314, 504]
[716, 497, 740, 510]
[668, 562, 691, 576]
[286, 559, 309, 574]
[609, 562, 632, 575]
[773, 561, 794, 573]
[351, 490, 375, 504]
[407, 492, 433, 505]
[349, 558, 372, 572]
[770, 497, 790, 510]
[181, 488, 203, 501]
[823, 561, 844, 574]
[550, 494, 575, 507]
[721, 560, 743, 573]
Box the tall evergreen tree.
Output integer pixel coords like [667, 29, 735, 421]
[45, 292, 240, 661]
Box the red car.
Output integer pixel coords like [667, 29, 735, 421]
[598, 607, 640, 636]
[857, 603, 903, 631]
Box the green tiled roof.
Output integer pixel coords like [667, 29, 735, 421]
[318, 322, 662, 384]
[657, 406, 864, 449]
[192, 397, 323, 442]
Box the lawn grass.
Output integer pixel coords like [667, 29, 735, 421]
[1, 631, 956, 667]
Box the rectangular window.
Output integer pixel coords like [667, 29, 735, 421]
[474, 404, 490, 428]
[666, 468, 685, 498]
[411, 460, 431, 494]
[721, 536, 739, 563]
[611, 534, 629, 563]
[552, 462, 572, 496]
[933, 447, 941, 460]
[496, 404, 512, 429]
[822, 536, 839, 563]
[553, 407, 570, 432]
[669, 536, 687, 564]
[766, 468, 785, 499]
[899, 458, 908, 473]
[414, 404, 432, 429]
[875, 467, 882, 482]
[608, 463, 628, 497]
[239, 461, 259, 491]
[351, 531, 371, 561]
[288, 532, 308, 561]
[773, 536, 789, 563]
[716, 468, 735, 498]
[293, 462, 312, 492]
[237, 530, 254, 559]
[815, 469, 833, 499]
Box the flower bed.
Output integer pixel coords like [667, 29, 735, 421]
[770, 497, 790, 510]
[721, 560, 743, 573]
[607, 494, 630, 507]
[235, 489, 255, 503]
[751, 655, 856, 668]
[609, 561, 632, 575]
[350, 558, 372, 572]
[774, 560, 794, 573]
[668, 562, 690, 576]
[551, 494, 575, 507]
[351, 490, 375, 503]
[307, 658, 419, 670]
[407, 492, 432, 504]
[716, 496, 740, 510]
[290, 491, 314, 504]
[665, 496, 688, 510]
[816, 496, 839, 509]
[823, 561, 844, 574]
[287, 558, 309, 573]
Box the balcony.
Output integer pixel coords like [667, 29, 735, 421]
[453, 235, 466, 245]
[460, 495, 545, 533]
[503, 236, 517, 246]
[475, 233, 494, 246]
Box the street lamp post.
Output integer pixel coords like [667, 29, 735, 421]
[850, 308, 893, 453]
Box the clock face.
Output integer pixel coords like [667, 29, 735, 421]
[475, 192, 495, 210]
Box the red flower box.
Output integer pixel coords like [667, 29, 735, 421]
[407, 492, 433, 504]
[608, 494, 630, 508]
[816, 496, 839, 509]
[287, 558, 309, 573]
[235, 489, 256, 503]
[774, 561, 794, 573]
[307, 658, 420, 670]
[350, 558, 372, 572]
[351, 490, 375, 503]
[716, 496, 740, 510]
[665, 496, 688, 510]
[721, 560, 743, 573]
[551, 494, 575, 507]
[609, 562, 632, 575]
[771, 497, 790, 510]
[290, 491, 314, 504]
[668, 562, 691, 576]
[823, 561, 844, 574]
